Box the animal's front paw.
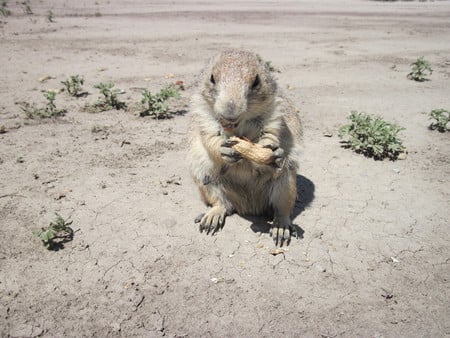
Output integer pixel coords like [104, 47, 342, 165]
[195, 206, 227, 235]
[262, 143, 285, 168]
[220, 139, 243, 164]
[270, 216, 291, 246]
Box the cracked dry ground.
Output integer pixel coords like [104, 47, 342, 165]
[0, 0, 449, 337]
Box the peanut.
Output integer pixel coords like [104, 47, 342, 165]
[229, 136, 274, 165]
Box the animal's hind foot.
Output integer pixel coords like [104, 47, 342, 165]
[194, 206, 227, 235]
[270, 216, 292, 246]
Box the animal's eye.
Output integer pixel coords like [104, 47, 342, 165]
[251, 75, 260, 89]
[210, 74, 216, 85]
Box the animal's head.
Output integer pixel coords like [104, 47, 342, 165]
[200, 50, 277, 130]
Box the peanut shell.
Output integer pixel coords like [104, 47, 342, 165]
[229, 136, 274, 165]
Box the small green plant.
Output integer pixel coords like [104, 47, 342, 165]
[265, 60, 281, 73]
[44, 90, 57, 112]
[91, 82, 126, 111]
[407, 57, 432, 82]
[139, 84, 180, 118]
[429, 109, 449, 132]
[33, 213, 74, 249]
[0, 1, 11, 16]
[256, 54, 280, 73]
[18, 101, 38, 118]
[46, 9, 54, 22]
[339, 111, 406, 160]
[21, 0, 32, 15]
[61, 75, 84, 97]
[19, 91, 66, 119]
[91, 124, 108, 133]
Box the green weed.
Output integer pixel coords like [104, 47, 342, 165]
[339, 111, 406, 160]
[21, 0, 32, 15]
[0, 1, 11, 16]
[33, 213, 74, 250]
[407, 57, 432, 82]
[90, 82, 126, 112]
[256, 54, 280, 73]
[19, 91, 66, 119]
[46, 9, 54, 22]
[139, 84, 180, 119]
[429, 109, 449, 132]
[91, 124, 109, 133]
[265, 60, 281, 73]
[61, 75, 85, 97]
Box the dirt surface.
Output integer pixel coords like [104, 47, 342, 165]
[1, 1, 449, 337]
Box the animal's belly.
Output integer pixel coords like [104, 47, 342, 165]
[221, 166, 273, 216]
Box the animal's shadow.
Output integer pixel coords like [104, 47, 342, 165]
[246, 174, 315, 240]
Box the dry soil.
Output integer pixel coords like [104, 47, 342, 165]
[0, 0, 449, 337]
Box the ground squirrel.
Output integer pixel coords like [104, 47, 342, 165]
[188, 50, 302, 246]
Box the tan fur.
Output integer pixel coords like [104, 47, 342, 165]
[188, 50, 302, 245]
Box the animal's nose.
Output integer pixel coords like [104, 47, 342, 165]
[226, 100, 235, 115]
[223, 100, 239, 122]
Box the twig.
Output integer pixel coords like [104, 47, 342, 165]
[0, 193, 26, 199]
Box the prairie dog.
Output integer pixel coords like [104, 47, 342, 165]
[188, 50, 302, 246]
